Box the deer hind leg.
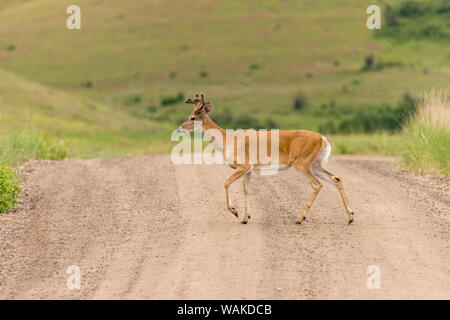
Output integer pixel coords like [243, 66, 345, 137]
[312, 163, 354, 224]
[293, 163, 323, 225]
[225, 166, 251, 220]
[241, 171, 252, 224]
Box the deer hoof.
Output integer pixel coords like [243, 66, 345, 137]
[348, 219, 353, 225]
[241, 220, 248, 224]
[296, 217, 306, 225]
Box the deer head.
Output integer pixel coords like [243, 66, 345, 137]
[177, 93, 211, 133]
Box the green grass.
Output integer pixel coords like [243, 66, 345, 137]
[402, 124, 449, 174]
[0, 130, 67, 167]
[331, 133, 403, 155]
[401, 90, 450, 175]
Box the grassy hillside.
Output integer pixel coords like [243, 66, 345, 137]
[0, 69, 170, 157]
[0, 0, 448, 157]
[0, 0, 447, 213]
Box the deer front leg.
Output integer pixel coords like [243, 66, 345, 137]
[225, 166, 251, 220]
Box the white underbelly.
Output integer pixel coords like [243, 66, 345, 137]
[253, 164, 291, 173]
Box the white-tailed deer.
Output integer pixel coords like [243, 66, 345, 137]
[177, 93, 354, 225]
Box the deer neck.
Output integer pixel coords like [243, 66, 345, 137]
[201, 116, 227, 153]
[201, 116, 226, 136]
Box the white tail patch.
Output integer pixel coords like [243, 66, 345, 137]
[311, 136, 334, 183]
[318, 136, 332, 165]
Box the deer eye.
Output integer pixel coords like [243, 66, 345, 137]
[190, 117, 196, 121]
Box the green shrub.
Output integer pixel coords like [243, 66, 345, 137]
[83, 81, 93, 89]
[123, 94, 142, 105]
[199, 71, 209, 78]
[362, 54, 374, 71]
[293, 91, 308, 111]
[249, 63, 261, 71]
[0, 166, 20, 213]
[265, 118, 279, 129]
[210, 107, 265, 129]
[398, 1, 429, 17]
[210, 107, 234, 128]
[147, 105, 157, 113]
[318, 95, 417, 134]
[160, 92, 184, 106]
[234, 114, 263, 129]
[378, 0, 450, 42]
[360, 54, 403, 72]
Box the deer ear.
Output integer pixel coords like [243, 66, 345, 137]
[194, 103, 211, 116]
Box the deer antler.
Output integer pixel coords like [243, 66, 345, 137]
[199, 93, 205, 104]
[185, 92, 206, 105]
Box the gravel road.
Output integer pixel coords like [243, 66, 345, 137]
[0, 155, 449, 299]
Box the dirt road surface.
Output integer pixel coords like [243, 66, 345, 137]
[0, 155, 449, 299]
